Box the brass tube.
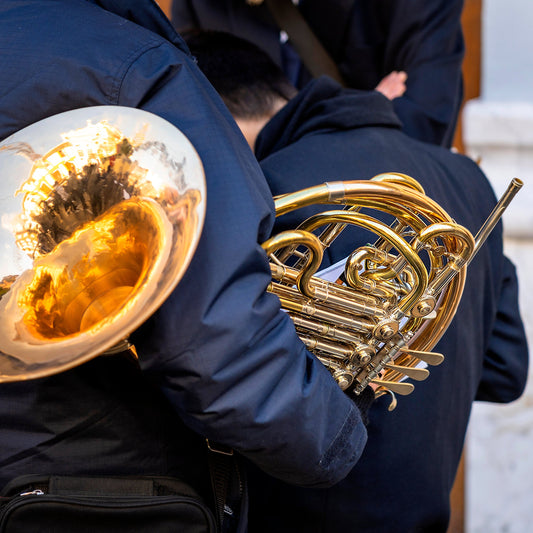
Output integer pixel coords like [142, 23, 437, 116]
[270, 263, 389, 313]
[270, 285, 376, 333]
[295, 210, 428, 315]
[472, 178, 523, 258]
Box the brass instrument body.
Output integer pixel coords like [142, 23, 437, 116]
[263, 174, 522, 406]
[0, 107, 206, 382]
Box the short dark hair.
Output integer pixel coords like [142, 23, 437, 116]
[184, 30, 297, 119]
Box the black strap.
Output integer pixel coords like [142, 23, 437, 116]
[206, 440, 245, 533]
[264, 0, 346, 86]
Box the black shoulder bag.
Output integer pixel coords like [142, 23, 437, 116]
[0, 442, 244, 533]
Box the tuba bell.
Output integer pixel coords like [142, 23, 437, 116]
[263, 173, 522, 409]
[0, 107, 206, 382]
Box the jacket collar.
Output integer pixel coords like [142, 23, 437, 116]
[255, 76, 402, 160]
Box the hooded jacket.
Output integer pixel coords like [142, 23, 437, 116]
[0, 0, 371, 517]
[247, 77, 528, 532]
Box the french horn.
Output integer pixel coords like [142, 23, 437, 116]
[263, 174, 522, 408]
[0, 107, 206, 382]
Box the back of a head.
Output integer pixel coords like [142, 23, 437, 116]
[184, 30, 297, 120]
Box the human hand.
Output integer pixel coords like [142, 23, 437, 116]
[375, 70, 407, 100]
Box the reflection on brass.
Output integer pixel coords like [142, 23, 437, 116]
[0, 108, 205, 381]
[0, 276, 17, 299]
[263, 173, 522, 408]
[15, 198, 168, 341]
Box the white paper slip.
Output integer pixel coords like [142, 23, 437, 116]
[314, 257, 348, 282]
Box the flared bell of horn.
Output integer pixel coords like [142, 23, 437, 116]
[0, 106, 206, 382]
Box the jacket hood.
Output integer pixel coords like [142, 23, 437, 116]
[255, 76, 402, 160]
[86, 0, 190, 53]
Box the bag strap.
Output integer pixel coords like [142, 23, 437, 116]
[263, 0, 346, 86]
[206, 440, 246, 533]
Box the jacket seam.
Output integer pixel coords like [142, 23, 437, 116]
[110, 36, 168, 104]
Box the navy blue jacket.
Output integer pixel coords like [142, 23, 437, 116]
[299, 0, 465, 148]
[0, 0, 371, 508]
[171, 0, 464, 147]
[247, 77, 529, 532]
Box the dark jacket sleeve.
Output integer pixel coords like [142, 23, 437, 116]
[476, 256, 529, 402]
[122, 40, 368, 487]
[389, 0, 465, 147]
[300, 0, 465, 147]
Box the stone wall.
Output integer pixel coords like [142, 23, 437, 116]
[461, 0, 533, 529]
[463, 100, 533, 533]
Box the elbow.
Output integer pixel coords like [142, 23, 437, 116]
[294, 403, 369, 488]
[476, 358, 529, 403]
[244, 402, 369, 489]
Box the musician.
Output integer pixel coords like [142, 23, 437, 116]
[171, 0, 465, 147]
[186, 31, 529, 532]
[0, 1, 376, 530]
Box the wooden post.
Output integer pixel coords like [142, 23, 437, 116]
[155, 0, 172, 19]
[452, 0, 482, 153]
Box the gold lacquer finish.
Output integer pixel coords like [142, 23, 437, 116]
[0, 107, 206, 381]
[263, 173, 522, 408]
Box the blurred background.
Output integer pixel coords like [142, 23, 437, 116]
[461, 1, 533, 533]
[156, 1, 532, 531]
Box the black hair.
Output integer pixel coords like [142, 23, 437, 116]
[184, 30, 297, 119]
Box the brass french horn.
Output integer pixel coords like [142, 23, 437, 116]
[0, 107, 206, 382]
[263, 174, 522, 408]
